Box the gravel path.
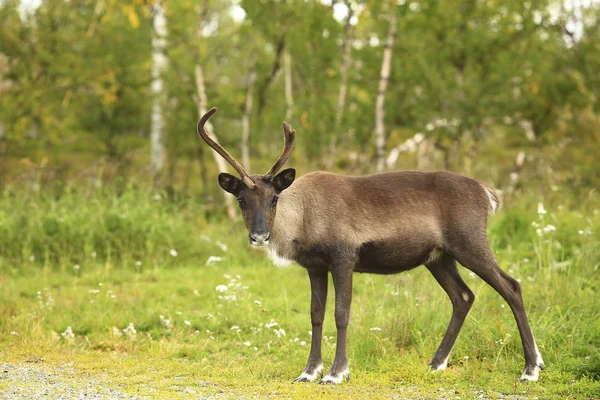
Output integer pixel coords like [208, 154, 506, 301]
[1, 362, 148, 400]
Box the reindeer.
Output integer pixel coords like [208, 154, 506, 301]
[196, 108, 544, 384]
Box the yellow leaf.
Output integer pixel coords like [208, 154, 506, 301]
[127, 6, 140, 28]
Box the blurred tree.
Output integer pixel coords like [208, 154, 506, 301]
[151, 0, 168, 186]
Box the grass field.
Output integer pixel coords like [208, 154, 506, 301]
[0, 187, 599, 399]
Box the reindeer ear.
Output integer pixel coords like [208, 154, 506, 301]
[272, 168, 296, 193]
[218, 173, 242, 195]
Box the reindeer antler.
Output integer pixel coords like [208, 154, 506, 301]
[197, 108, 257, 189]
[266, 121, 296, 178]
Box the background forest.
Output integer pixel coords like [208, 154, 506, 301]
[1, 0, 598, 202]
[0, 1, 599, 399]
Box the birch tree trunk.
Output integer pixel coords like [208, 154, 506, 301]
[326, 5, 353, 170]
[283, 48, 293, 122]
[374, 3, 397, 173]
[194, 3, 236, 220]
[150, 0, 168, 186]
[194, 64, 237, 220]
[241, 52, 257, 170]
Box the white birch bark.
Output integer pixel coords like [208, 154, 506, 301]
[283, 48, 293, 122]
[150, 0, 168, 184]
[374, 3, 397, 172]
[241, 52, 257, 170]
[194, 64, 237, 220]
[326, 6, 353, 170]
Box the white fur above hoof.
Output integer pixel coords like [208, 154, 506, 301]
[430, 355, 450, 372]
[519, 366, 540, 382]
[293, 365, 323, 383]
[319, 368, 350, 385]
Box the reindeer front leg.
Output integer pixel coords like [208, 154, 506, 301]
[320, 264, 352, 384]
[294, 269, 328, 382]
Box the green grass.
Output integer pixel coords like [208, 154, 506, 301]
[0, 187, 599, 399]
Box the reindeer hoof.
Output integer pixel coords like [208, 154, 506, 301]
[319, 368, 350, 385]
[519, 366, 540, 382]
[293, 365, 323, 383]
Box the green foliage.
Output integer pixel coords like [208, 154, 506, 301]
[1, 0, 598, 194]
[0, 184, 242, 271]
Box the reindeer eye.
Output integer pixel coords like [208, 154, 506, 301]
[237, 198, 245, 207]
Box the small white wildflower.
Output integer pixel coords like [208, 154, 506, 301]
[73, 264, 81, 270]
[200, 235, 212, 242]
[273, 328, 286, 337]
[112, 326, 122, 337]
[294, 337, 299, 342]
[61, 326, 75, 339]
[160, 316, 173, 330]
[230, 325, 241, 333]
[243, 341, 251, 347]
[193, 289, 199, 296]
[216, 241, 228, 252]
[536, 228, 543, 236]
[135, 261, 142, 266]
[170, 249, 178, 257]
[224, 274, 232, 279]
[206, 313, 214, 320]
[537, 202, 547, 215]
[176, 311, 182, 315]
[254, 300, 262, 306]
[265, 319, 278, 329]
[370, 327, 382, 331]
[308, 331, 312, 336]
[123, 323, 137, 337]
[184, 320, 191, 326]
[501, 304, 505, 308]
[194, 330, 200, 335]
[543, 225, 556, 233]
[215, 285, 228, 293]
[300, 341, 307, 346]
[98, 283, 102, 287]
[91, 251, 97, 258]
[254, 347, 258, 351]
[578, 230, 584, 235]
[10, 331, 19, 336]
[29, 255, 35, 262]
[206, 256, 223, 266]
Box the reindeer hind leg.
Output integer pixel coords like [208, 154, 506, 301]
[426, 254, 475, 371]
[449, 238, 544, 381]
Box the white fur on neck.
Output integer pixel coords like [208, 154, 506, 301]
[267, 245, 293, 268]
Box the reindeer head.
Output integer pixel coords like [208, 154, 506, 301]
[196, 108, 296, 247]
